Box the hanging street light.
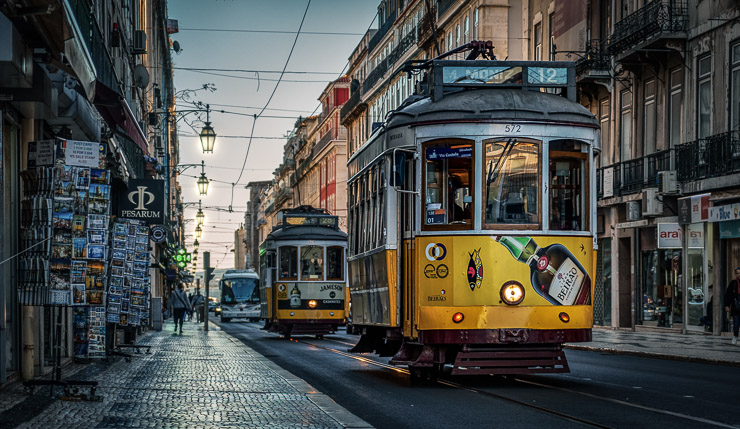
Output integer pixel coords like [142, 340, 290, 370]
[199, 104, 216, 153]
[196, 200, 205, 226]
[193, 239, 199, 251]
[196, 160, 209, 196]
[195, 224, 203, 239]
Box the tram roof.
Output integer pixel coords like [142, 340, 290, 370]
[264, 225, 348, 244]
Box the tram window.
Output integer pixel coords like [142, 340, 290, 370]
[327, 246, 344, 280]
[549, 139, 588, 231]
[279, 246, 298, 280]
[300, 246, 324, 280]
[424, 141, 474, 227]
[483, 138, 540, 227]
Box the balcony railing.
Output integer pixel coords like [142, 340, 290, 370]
[597, 149, 675, 198]
[340, 88, 363, 122]
[608, 0, 688, 56]
[575, 39, 611, 75]
[363, 26, 417, 95]
[69, 0, 121, 94]
[313, 130, 333, 156]
[363, 56, 390, 93]
[677, 131, 740, 183]
[417, 4, 436, 46]
[368, 11, 397, 53]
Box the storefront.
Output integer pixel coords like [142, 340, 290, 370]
[640, 223, 683, 329]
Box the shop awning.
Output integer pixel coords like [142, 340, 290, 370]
[94, 82, 149, 155]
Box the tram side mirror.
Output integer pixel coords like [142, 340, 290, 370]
[391, 152, 406, 188]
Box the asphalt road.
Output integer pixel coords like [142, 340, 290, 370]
[213, 316, 740, 429]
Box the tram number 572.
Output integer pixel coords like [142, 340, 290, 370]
[504, 124, 522, 133]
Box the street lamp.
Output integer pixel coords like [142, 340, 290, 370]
[199, 104, 216, 153]
[197, 160, 209, 196]
[195, 224, 203, 239]
[196, 200, 205, 226]
[193, 239, 199, 251]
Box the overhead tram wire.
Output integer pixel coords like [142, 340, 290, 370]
[173, 66, 340, 75]
[229, 0, 312, 210]
[179, 28, 363, 36]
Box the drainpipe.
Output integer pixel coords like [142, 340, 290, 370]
[22, 305, 34, 380]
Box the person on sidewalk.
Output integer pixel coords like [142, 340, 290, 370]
[192, 289, 205, 323]
[172, 283, 193, 335]
[724, 267, 740, 345]
[187, 292, 194, 321]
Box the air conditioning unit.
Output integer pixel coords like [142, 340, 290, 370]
[657, 170, 678, 194]
[642, 188, 663, 216]
[132, 30, 147, 54]
[627, 200, 641, 221]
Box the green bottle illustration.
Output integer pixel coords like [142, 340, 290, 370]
[495, 236, 591, 305]
[289, 285, 301, 308]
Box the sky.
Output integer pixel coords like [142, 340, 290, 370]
[168, 0, 379, 269]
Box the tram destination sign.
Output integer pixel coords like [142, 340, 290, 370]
[441, 65, 569, 86]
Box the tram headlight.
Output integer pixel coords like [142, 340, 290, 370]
[500, 281, 525, 305]
[559, 312, 570, 323]
[308, 300, 317, 308]
[452, 312, 464, 323]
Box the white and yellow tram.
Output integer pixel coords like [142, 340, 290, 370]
[259, 206, 349, 338]
[347, 59, 600, 379]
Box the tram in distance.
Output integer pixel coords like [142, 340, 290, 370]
[346, 51, 600, 380]
[259, 206, 349, 338]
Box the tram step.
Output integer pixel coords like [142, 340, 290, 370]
[452, 345, 569, 375]
[290, 324, 333, 335]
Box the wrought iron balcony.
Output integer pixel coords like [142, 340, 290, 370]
[575, 39, 611, 76]
[677, 131, 740, 183]
[69, 0, 121, 94]
[417, 4, 436, 47]
[313, 130, 334, 156]
[368, 11, 397, 54]
[363, 57, 390, 93]
[340, 88, 365, 123]
[607, 0, 687, 57]
[597, 149, 675, 198]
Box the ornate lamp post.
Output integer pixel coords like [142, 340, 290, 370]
[196, 200, 205, 226]
[197, 160, 209, 196]
[195, 224, 203, 239]
[199, 104, 216, 153]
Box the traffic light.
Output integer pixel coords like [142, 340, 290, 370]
[205, 267, 215, 282]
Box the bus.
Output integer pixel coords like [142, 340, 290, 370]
[219, 269, 260, 323]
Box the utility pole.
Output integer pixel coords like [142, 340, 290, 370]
[204, 251, 210, 332]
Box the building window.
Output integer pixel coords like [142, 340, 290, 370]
[644, 79, 656, 155]
[548, 13, 555, 60]
[474, 8, 479, 39]
[669, 67, 683, 147]
[697, 55, 712, 139]
[447, 32, 452, 51]
[464, 16, 469, 43]
[620, 90, 632, 161]
[600, 98, 610, 157]
[456, 24, 461, 46]
[534, 22, 542, 61]
[731, 43, 740, 131]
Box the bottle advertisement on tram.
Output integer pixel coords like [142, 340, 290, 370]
[417, 235, 593, 326]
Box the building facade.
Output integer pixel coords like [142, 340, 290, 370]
[0, 0, 180, 385]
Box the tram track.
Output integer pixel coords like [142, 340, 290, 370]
[220, 322, 736, 428]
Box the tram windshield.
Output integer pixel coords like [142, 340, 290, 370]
[484, 138, 540, 226]
[221, 278, 259, 304]
[300, 246, 324, 280]
[424, 142, 474, 227]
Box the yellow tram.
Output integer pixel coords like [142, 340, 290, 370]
[259, 206, 349, 338]
[347, 58, 599, 380]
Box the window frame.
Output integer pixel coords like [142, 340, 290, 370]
[534, 22, 542, 61]
[731, 41, 740, 131]
[278, 246, 298, 281]
[548, 139, 590, 233]
[482, 137, 543, 230]
[421, 138, 476, 231]
[643, 79, 656, 155]
[620, 89, 632, 161]
[669, 67, 683, 148]
[299, 245, 325, 282]
[697, 54, 712, 139]
[326, 246, 345, 281]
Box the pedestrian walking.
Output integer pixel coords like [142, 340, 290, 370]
[187, 292, 194, 321]
[172, 283, 192, 335]
[192, 289, 205, 323]
[724, 267, 740, 345]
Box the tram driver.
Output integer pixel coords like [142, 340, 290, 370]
[448, 174, 472, 224]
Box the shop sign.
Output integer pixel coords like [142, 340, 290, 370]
[118, 179, 165, 224]
[603, 167, 614, 198]
[150, 225, 167, 243]
[657, 223, 682, 249]
[687, 223, 704, 248]
[708, 202, 740, 223]
[36, 140, 55, 166]
[65, 140, 104, 168]
[679, 194, 710, 225]
[719, 220, 740, 239]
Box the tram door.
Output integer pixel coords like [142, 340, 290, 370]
[399, 154, 416, 337]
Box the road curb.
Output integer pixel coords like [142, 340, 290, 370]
[564, 344, 740, 368]
[214, 319, 374, 428]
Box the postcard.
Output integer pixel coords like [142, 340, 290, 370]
[72, 284, 86, 305]
[51, 244, 72, 260]
[88, 198, 109, 215]
[87, 229, 107, 245]
[72, 238, 87, 258]
[90, 168, 109, 185]
[72, 215, 86, 234]
[88, 184, 110, 200]
[87, 245, 105, 260]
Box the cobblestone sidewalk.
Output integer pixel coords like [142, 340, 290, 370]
[0, 322, 371, 429]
